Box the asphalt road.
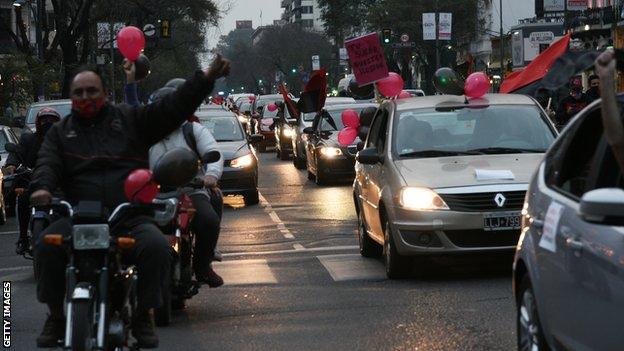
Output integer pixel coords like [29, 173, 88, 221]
[0, 151, 517, 350]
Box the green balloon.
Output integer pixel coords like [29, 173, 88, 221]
[433, 67, 464, 95]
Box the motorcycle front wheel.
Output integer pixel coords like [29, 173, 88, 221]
[71, 299, 95, 351]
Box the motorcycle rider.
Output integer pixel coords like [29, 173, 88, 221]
[30, 56, 230, 348]
[124, 62, 225, 287]
[6, 107, 61, 255]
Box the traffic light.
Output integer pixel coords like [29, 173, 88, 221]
[291, 67, 298, 75]
[382, 29, 391, 44]
[161, 19, 171, 38]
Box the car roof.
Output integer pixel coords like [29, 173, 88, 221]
[196, 110, 236, 118]
[29, 99, 72, 107]
[324, 103, 377, 111]
[392, 93, 537, 111]
[325, 97, 356, 104]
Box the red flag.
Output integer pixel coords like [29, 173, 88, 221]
[304, 68, 327, 112]
[278, 83, 299, 119]
[500, 34, 570, 93]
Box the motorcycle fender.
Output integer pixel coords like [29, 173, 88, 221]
[72, 285, 93, 300]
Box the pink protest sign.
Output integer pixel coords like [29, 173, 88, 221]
[345, 33, 389, 86]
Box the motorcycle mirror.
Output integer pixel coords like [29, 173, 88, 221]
[201, 150, 221, 164]
[153, 148, 199, 188]
[4, 142, 19, 154]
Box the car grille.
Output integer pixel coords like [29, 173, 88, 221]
[444, 229, 520, 248]
[439, 191, 526, 212]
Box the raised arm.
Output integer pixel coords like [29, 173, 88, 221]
[596, 49, 624, 172]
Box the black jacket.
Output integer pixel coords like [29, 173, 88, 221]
[31, 70, 214, 210]
[6, 130, 45, 169]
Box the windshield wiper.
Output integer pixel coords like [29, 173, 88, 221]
[466, 147, 545, 154]
[399, 150, 481, 158]
[217, 139, 240, 142]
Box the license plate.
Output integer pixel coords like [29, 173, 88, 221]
[483, 211, 521, 231]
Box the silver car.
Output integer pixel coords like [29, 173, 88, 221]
[513, 99, 624, 350]
[354, 94, 557, 278]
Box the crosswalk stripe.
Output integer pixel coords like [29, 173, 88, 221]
[212, 259, 277, 286]
[317, 254, 386, 282]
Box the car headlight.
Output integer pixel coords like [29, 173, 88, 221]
[399, 187, 449, 211]
[319, 146, 343, 157]
[230, 153, 255, 168]
[283, 126, 296, 138]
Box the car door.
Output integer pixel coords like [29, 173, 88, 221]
[533, 106, 624, 349]
[361, 108, 389, 241]
[305, 113, 322, 173]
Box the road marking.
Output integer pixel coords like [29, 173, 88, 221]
[0, 265, 31, 273]
[317, 254, 386, 282]
[293, 243, 305, 250]
[221, 245, 358, 257]
[212, 259, 277, 285]
[0, 230, 18, 235]
[259, 192, 296, 240]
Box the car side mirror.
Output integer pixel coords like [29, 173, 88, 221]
[356, 141, 365, 151]
[303, 127, 315, 134]
[5, 142, 19, 154]
[579, 188, 624, 225]
[249, 134, 264, 144]
[356, 147, 382, 165]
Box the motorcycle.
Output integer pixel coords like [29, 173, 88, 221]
[4, 142, 34, 257]
[37, 148, 199, 350]
[153, 150, 221, 327]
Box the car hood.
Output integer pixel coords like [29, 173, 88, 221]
[319, 131, 361, 148]
[217, 140, 249, 160]
[395, 154, 544, 189]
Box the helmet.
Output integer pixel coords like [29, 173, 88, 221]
[148, 86, 176, 104]
[165, 78, 186, 90]
[36, 107, 61, 129]
[124, 169, 159, 204]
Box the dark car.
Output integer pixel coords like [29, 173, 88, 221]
[273, 104, 298, 160]
[292, 97, 357, 169]
[196, 110, 262, 206]
[24, 99, 72, 132]
[0, 126, 19, 221]
[305, 103, 377, 185]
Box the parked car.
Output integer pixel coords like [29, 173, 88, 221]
[24, 99, 72, 132]
[353, 94, 557, 278]
[0, 126, 20, 219]
[513, 98, 624, 350]
[196, 109, 263, 206]
[291, 97, 358, 169]
[305, 103, 377, 185]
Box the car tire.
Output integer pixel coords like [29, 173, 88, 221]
[307, 170, 315, 181]
[293, 156, 307, 169]
[383, 220, 411, 279]
[244, 190, 260, 206]
[517, 275, 549, 351]
[357, 208, 381, 258]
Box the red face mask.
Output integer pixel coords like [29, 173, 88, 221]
[72, 96, 106, 118]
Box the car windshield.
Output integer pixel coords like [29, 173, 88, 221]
[320, 107, 367, 131]
[199, 116, 244, 142]
[26, 103, 72, 124]
[303, 112, 317, 122]
[263, 102, 291, 119]
[394, 105, 555, 158]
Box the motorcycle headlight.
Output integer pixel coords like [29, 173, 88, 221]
[231, 153, 255, 168]
[73, 224, 110, 250]
[283, 126, 296, 138]
[399, 187, 449, 211]
[319, 146, 343, 157]
[237, 115, 247, 123]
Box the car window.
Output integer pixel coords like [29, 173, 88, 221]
[366, 109, 389, 152]
[239, 101, 252, 112]
[394, 104, 555, 157]
[199, 117, 245, 141]
[545, 107, 603, 200]
[0, 131, 9, 153]
[319, 107, 367, 132]
[303, 112, 317, 122]
[26, 103, 72, 124]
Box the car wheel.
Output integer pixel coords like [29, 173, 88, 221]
[357, 208, 381, 258]
[517, 275, 549, 351]
[383, 220, 411, 279]
[293, 156, 306, 169]
[244, 190, 260, 206]
[307, 169, 315, 181]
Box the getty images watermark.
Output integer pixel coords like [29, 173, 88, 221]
[3, 281, 10, 348]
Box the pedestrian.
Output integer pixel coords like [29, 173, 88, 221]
[555, 81, 590, 129]
[4, 104, 14, 120]
[586, 74, 601, 102]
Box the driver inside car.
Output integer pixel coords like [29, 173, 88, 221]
[29, 56, 230, 349]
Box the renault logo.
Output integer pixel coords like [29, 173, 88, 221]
[494, 193, 506, 207]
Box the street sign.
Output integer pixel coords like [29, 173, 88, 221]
[311, 55, 320, 71]
[345, 32, 389, 86]
[438, 13, 452, 41]
[143, 24, 156, 37]
[392, 42, 416, 48]
[423, 13, 436, 40]
[400, 34, 409, 43]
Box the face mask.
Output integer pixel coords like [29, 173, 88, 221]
[72, 96, 106, 118]
[37, 122, 54, 135]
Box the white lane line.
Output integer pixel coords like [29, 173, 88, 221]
[212, 259, 277, 285]
[221, 245, 358, 257]
[259, 192, 296, 240]
[293, 243, 305, 251]
[317, 254, 386, 282]
[268, 211, 280, 223]
[0, 265, 31, 273]
[0, 231, 18, 235]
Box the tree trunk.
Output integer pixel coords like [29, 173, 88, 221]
[61, 41, 79, 98]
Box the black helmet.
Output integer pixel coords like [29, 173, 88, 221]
[165, 78, 186, 90]
[149, 86, 176, 103]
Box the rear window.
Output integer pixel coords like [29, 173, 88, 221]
[26, 103, 72, 124]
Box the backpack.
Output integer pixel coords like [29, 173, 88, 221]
[182, 122, 200, 157]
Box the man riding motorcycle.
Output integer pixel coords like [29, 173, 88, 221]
[30, 56, 230, 348]
[125, 62, 225, 287]
[6, 107, 60, 255]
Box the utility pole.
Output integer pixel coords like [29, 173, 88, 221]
[109, 13, 116, 102]
[36, 0, 45, 100]
[499, 0, 504, 77]
[563, 0, 568, 33]
[435, 0, 440, 69]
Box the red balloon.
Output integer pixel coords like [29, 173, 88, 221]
[376, 72, 404, 97]
[338, 127, 358, 146]
[464, 72, 491, 98]
[248, 95, 256, 101]
[117, 26, 145, 61]
[267, 103, 278, 112]
[398, 90, 412, 99]
[341, 109, 360, 129]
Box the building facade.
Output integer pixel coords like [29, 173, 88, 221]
[281, 0, 324, 32]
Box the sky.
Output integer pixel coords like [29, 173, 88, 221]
[491, 0, 534, 33]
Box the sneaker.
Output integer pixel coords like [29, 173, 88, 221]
[196, 267, 224, 288]
[36, 314, 65, 348]
[132, 310, 158, 348]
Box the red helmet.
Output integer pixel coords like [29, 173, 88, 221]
[36, 107, 61, 128]
[124, 169, 159, 203]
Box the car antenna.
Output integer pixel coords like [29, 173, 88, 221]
[464, 95, 469, 104]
